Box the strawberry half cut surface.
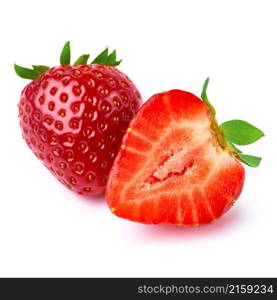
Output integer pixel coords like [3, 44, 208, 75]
[106, 79, 264, 226]
[15, 42, 142, 196]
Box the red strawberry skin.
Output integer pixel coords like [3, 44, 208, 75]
[106, 90, 245, 225]
[18, 64, 142, 195]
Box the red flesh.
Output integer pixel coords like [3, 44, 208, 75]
[106, 90, 245, 225]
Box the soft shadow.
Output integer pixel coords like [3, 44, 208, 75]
[75, 192, 106, 204]
[135, 207, 245, 242]
[52, 176, 107, 206]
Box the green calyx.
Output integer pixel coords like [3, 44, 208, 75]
[14, 41, 122, 80]
[201, 78, 264, 168]
[74, 54, 90, 65]
[91, 48, 122, 66]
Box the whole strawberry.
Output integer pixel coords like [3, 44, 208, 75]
[107, 79, 264, 226]
[16, 42, 142, 195]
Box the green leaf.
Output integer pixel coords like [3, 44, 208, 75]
[220, 119, 264, 145]
[91, 48, 122, 66]
[228, 142, 243, 153]
[32, 65, 50, 73]
[14, 64, 40, 80]
[107, 50, 122, 66]
[92, 47, 109, 64]
[60, 41, 71, 65]
[73, 54, 90, 65]
[106, 50, 116, 64]
[226, 141, 262, 168]
[238, 153, 262, 168]
[201, 77, 216, 115]
[111, 59, 122, 66]
[232, 144, 242, 153]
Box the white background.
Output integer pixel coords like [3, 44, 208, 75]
[0, 0, 276, 277]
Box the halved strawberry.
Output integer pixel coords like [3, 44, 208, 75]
[106, 79, 264, 226]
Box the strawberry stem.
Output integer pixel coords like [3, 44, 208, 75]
[209, 112, 229, 150]
[201, 78, 264, 167]
[201, 78, 228, 150]
[201, 78, 216, 116]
